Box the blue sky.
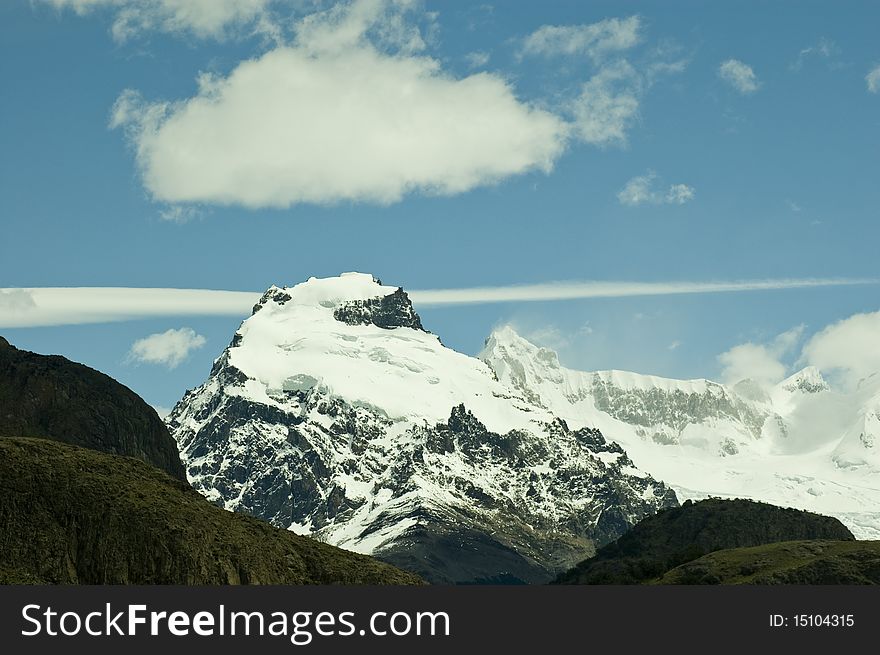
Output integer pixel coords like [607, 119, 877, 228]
[1, 0, 879, 411]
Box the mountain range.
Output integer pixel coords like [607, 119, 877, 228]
[167, 272, 880, 582]
[3, 272, 878, 585]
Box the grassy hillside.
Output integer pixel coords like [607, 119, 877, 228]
[0, 437, 421, 585]
[0, 336, 186, 480]
[555, 498, 854, 584]
[657, 540, 880, 584]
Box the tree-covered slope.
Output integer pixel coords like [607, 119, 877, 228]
[555, 498, 854, 584]
[0, 437, 421, 585]
[657, 540, 880, 584]
[0, 336, 186, 481]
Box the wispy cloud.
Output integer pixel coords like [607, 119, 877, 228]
[520, 16, 641, 61]
[159, 204, 204, 223]
[563, 44, 686, 148]
[867, 65, 880, 94]
[521, 324, 572, 351]
[718, 58, 760, 94]
[127, 327, 206, 369]
[34, 0, 280, 42]
[464, 51, 490, 68]
[617, 170, 694, 206]
[412, 278, 875, 307]
[791, 37, 840, 71]
[2, 279, 875, 327]
[567, 60, 642, 147]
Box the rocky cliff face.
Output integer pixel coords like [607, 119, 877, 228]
[0, 336, 186, 481]
[168, 273, 676, 584]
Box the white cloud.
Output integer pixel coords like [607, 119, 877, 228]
[294, 0, 431, 55]
[664, 183, 695, 204]
[718, 326, 804, 386]
[127, 327, 206, 369]
[568, 60, 641, 146]
[37, 0, 279, 42]
[617, 171, 694, 206]
[102, 4, 687, 207]
[111, 1, 568, 209]
[159, 205, 204, 222]
[411, 279, 874, 307]
[617, 173, 655, 205]
[801, 311, 880, 388]
[2, 279, 876, 327]
[565, 48, 686, 147]
[667, 340, 681, 351]
[0, 287, 258, 328]
[464, 51, 490, 69]
[867, 65, 880, 94]
[718, 58, 760, 94]
[786, 199, 802, 212]
[521, 16, 641, 61]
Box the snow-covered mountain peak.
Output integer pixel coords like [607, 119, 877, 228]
[484, 325, 559, 361]
[777, 366, 830, 395]
[252, 273, 396, 311]
[250, 273, 425, 332]
[168, 277, 676, 582]
[482, 325, 563, 379]
[207, 280, 563, 433]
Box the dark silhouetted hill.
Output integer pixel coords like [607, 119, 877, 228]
[555, 498, 854, 584]
[0, 437, 422, 585]
[0, 336, 185, 480]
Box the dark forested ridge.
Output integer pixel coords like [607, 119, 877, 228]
[0, 437, 422, 585]
[555, 498, 855, 584]
[0, 336, 186, 480]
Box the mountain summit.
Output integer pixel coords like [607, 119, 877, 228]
[168, 273, 676, 583]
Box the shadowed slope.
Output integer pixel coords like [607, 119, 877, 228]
[0, 437, 422, 585]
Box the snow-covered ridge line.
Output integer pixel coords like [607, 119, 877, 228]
[480, 324, 880, 538]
